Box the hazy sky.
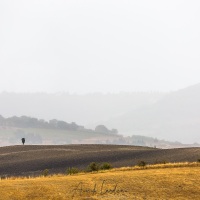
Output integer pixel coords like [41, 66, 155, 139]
[0, 0, 200, 93]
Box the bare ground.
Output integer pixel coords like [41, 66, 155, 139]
[0, 144, 200, 176]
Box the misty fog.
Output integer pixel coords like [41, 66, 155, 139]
[0, 1, 200, 93]
[0, 1, 200, 144]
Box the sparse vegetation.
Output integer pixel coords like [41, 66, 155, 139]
[42, 169, 49, 177]
[0, 176, 7, 180]
[66, 167, 79, 175]
[154, 159, 167, 164]
[87, 162, 100, 172]
[100, 162, 112, 170]
[138, 160, 146, 167]
[87, 162, 112, 172]
[197, 159, 200, 162]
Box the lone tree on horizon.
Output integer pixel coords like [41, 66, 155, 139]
[21, 138, 25, 145]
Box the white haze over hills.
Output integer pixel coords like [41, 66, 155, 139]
[104, 83, 200, 143]
[1, 1, 200, 144]
[0, 83, 200, 144]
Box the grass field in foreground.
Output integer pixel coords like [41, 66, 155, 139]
[0, 164, 200, 200]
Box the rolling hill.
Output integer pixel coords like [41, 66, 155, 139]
[0, 144, 199, 176]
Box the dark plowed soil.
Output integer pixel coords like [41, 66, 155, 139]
[0, 145, 199, 176]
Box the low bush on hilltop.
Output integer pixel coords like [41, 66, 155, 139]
[100, 162, 112, 170]
[87, 162, 112, 172]
[87, 162, 100, 172]
[154, 159, 168, 164]
[66, 167, 79, 175]
[138, 161, 147, 167]
[42, 169, 49, 177]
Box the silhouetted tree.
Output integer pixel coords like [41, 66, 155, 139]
[21, 138, 25, 145]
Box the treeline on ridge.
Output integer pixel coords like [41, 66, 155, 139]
[0, 115, 82, 131]
[0, 115, 118, 134]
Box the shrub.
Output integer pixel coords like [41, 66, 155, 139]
[154, 159, 167, 164]
[100, 162, 112, 170]
[138, 161, 146, 167]
[1, 176, 7, 180]
[88, 162, 99, 172]
[42, 169, 49, 177]
[197, 159, 200, 163]
[66, 167, 79, 175]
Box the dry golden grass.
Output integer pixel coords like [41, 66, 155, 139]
[0, 163, 200, 200]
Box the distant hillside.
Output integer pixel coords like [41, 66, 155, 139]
[1, 84, 200, 144]
[0, 115, 121, 147]
[0, 115, 197, 148]
[105, 83, 200, 143]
